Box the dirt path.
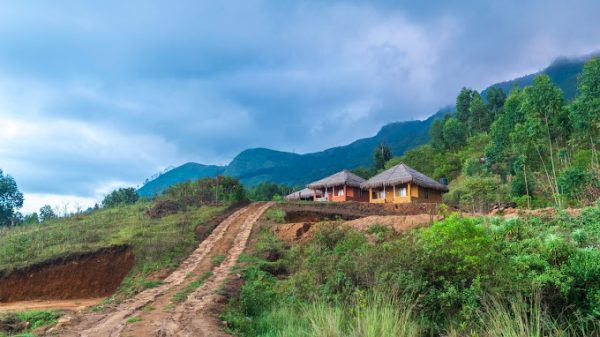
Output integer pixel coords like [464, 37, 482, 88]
[0, 299, 104, 312]
[50, 202, 272, 337]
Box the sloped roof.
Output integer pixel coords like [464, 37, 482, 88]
[361, 163, 449, 192]
[285, 188, 322, 200]
[307, 170, 366, 189]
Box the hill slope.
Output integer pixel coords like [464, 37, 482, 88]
[139, 55, 593, 193]
[138, 163, 225, 197]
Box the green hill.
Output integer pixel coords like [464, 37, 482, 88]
[139, 55, 593, 194]
[138, 163, 225, 197]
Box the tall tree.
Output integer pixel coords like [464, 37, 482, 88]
[469, 91, 489, 133]
[571, 57, 600, 172]
[373, 143, 392, 170]
[429, 118, 445, 150]
[442, 117, 467, 151]
[486, 86, 506, 119]
[0, 169, 24, 227]
[456, 87, 475, 126]
[522, 74, 566, 206]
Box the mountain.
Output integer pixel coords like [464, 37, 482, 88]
[484, 56, 592, 100]
[223, 110, 447, 187]
[139, 55, 593, 195]
[138, 163, 225, 197]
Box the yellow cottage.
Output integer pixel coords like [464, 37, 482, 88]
[361, 163, 449, 204]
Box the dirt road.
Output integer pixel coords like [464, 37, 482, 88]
[51, 202, 272, 337]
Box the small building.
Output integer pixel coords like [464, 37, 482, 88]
[285, 188, 322, 201]
[361, 163, 448, 204]
[307, 170, 369, 202]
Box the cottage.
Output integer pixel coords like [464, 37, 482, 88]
[361, 163, 448, 204]
[307, 170, 369, 202]
[285, 188, 322, 201]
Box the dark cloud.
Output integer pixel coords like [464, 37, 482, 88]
[1, 0, 599, 209]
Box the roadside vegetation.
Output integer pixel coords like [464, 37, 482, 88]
[0, 310, 61, 337]
[222, 200, 600, 336]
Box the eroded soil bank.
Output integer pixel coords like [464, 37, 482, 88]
[0, 245, 134, 302]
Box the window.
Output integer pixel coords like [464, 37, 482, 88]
[397, 186, 407, 197]
[379, 189, 385, 199]
[337, 188, 344, 196]
[423, 188, 429, 199]
[372, 190, 378, 199]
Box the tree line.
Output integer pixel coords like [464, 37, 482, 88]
[391, 57, 600, 211]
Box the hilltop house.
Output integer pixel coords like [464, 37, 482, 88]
[285, 188, 322, 201]
[307, 170, 369, 202]
[361, 163, 448, 204]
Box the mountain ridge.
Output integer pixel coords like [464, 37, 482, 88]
[138, 55, 593, 197]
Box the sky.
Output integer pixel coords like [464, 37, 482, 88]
[1, 0, 600, 213]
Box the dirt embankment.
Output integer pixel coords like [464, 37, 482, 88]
[280, 201, 440, 218]
[273, 214, 439, 244]
[0, 246, 134, 302]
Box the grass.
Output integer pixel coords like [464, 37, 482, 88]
[0, 310, 61, 337]
[0, 200, 226, 298]
[126, 316, 143, 324]
[263, 208, 286, 223]
[171, 271, 213, 303]
[211, 255, 226, 266]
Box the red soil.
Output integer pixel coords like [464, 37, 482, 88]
[0, 246, 134, 302]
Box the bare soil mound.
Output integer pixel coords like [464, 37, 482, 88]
[0, 246, 134, 302]
[344, 214, 438, 232]
[281, 201, 440, 218]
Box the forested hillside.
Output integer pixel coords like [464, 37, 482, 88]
[390, 57, 600, 211]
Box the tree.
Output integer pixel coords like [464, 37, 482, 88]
[442, 117, 466, 151]
[571, 57, 600, 172]
[102, 187, 139, 208]
[39, 205, 57, 222]
[486, 86, 506, 118]
[522, 74, 566, 206]
[468, 91, 489, 133]
[456, 87, 475, 126]
[485, 87, 525, 178]
[373, 143, 391, 171]
[249, 182, 290, 201]
[0, 169, 24, 227]
[350, 167, 373, 180]
[430, 118, 445, 150]
[23, 212, 39, 225]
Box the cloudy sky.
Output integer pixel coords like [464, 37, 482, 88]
[1, 0, 600, 213]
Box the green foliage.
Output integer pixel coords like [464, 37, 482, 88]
[558, 167, 590, 199]
[263, 208, 286, 223]
[38, 205, 56, 222]
[373, 143, 392, 171]
[0, 310, 62, 336]
[102, 187, 139, 208]
[161, 176, 246, 209]
[442, 117, 467, 151]
[0, 169, 24, 227]
[247, 182, 292, 201]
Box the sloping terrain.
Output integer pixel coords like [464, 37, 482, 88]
[138, 163, 226, 197]
[51, 202, 272, 337]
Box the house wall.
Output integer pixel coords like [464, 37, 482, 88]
[368, 183, 444, 204]
[326, 185, 369, 202]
